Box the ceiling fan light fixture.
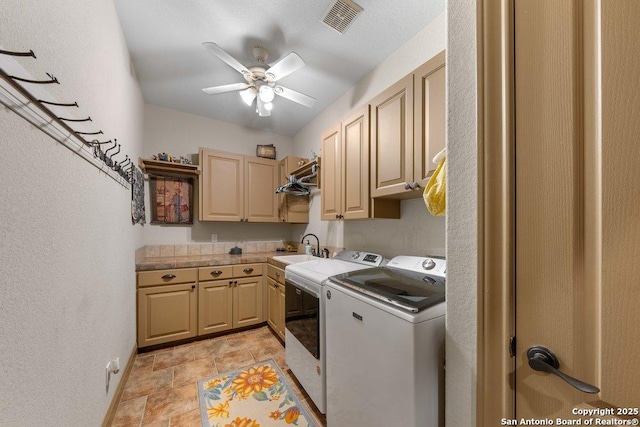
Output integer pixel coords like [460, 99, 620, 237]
[239, 87, 257, 106]
[258, 85, 275, 103]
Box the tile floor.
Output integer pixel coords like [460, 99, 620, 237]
[111, 326, 326, 426]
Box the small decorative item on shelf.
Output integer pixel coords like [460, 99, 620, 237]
[150, 153, 193, 164]
[256, 144, 276, 159]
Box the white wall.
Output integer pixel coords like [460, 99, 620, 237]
[0, 1, 144, 425]
[446, 0, 479, 425]
[143, 103, 296, 244]
[291, 12, 447, 256]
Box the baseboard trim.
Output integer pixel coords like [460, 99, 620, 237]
[101, 344, 137, 427]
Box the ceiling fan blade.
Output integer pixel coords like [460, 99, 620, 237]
[202, 42, 252, 76]
[266, 52, 305, 81]
[202, 83, 250, 95]
[274, 86, 316, 108]
[256, 97, 271, 117]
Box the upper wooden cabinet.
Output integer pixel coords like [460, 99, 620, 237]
[278, 156, 310, 223]
[199, 149, 278, 222]
[244, 156, 279, 222]
[320, 124, 342, 220]
[321, 106, 400, 220]
[370, 74, 415, 198]
[414, 51, 446, 188]
[370, 50, 446, 198]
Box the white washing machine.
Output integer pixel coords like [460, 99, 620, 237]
[324, 256, 446, 427]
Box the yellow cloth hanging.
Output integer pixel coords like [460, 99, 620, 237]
[424, 156, 446, 216]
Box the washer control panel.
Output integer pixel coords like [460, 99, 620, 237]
[334, 250, 386, 267]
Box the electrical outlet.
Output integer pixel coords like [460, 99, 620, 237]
[211, 234, 218, 243]
[111, 357, 120, 374]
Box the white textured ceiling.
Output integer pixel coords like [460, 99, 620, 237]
[114, 0, 445, 136]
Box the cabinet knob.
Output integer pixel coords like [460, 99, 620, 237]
[234, 280, 238, 285]
[161, 274, 176, 280]
[404, 182, 412, 190]
[410, 181, 422, 190]
[210, 270, 222, 276]
[229, 280, 233, 285]
[243, 268, 254, 274]
[191, 284, 196, 290]
[275, 272, 280, 277]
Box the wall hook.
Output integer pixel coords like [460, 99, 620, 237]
[0, 49, 36, 58]
[9, 73, 58, 85]
[58, 116, 91, 122]
[38, 99, 78, 108]
[76, 130, 103, 136]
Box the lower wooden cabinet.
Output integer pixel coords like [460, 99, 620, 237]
[137, 282, 198, 348]
[267, 277, 286, 341]
[137, 264, 264, 348]
[198, 265, 264, 336]
[198, 279, 233, 335]
[266, 263, 286, 341]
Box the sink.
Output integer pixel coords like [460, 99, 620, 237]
[271, 254, 315, 265]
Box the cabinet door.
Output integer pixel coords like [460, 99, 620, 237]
[414, 51, 446, 187]
[198, 279, 233, 335]
[138, 283, 197, 347]
[370, 74, 414, 198]
[233, 276, 264, 328]
[341, 105, 370, 220]
[244, 157, 278, 222]
[320, 124, 342, 220]
[267, 278, 280, 333]
[199, 149, 244, 221]
[277, 286, 286, 341]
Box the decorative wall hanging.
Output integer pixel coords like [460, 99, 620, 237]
[131, 166, 146, 225]
[149, 175, 194, 224]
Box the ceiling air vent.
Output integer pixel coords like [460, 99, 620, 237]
[321, 0, 364, 34]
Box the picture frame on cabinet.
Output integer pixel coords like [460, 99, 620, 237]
[149, 175, 194, 224]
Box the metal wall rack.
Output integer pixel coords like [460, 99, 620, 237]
[0, 47, 134, 188]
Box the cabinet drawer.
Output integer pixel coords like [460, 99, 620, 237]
[233, 263, 263, 278]
[267, 264, 285, 285]
[199, 265, 234, 281]
[138, 268, 197, 287]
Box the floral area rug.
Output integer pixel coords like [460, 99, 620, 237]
[197, 359, 316, 427]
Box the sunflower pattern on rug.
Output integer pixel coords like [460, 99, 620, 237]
[198, 359, 316, 427]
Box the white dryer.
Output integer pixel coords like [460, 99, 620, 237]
[324, 256, 446, 427]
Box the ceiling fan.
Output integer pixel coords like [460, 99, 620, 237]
[201, 43, 317, 117]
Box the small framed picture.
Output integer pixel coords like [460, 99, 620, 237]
[149, 175, 194, 224]
[256, 144, 276, 159]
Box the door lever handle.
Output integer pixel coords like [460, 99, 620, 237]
[527, 346, 600, 394]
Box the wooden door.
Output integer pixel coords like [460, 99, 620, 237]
[514, 0, 640, 419]
[277, 285, 286, 340]
[198, 279, 233, 335]
[413, 50, 446, 187]
[233, 276, 263, 328]
[244, 156, 278, 223]
[137, 283, 197, 347]
[341, 105, 370, 220]
[370, 74, 414, 198]
[199, 149, 244, 221]
[320, 124, 342, 220]
[267, 278, 280, 333]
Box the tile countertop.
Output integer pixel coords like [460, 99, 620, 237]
[136, 251, 289, 271]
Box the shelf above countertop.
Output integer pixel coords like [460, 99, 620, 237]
[138, 158, 200, 177]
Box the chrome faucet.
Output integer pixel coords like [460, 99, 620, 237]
[301, 233, 320, 257]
